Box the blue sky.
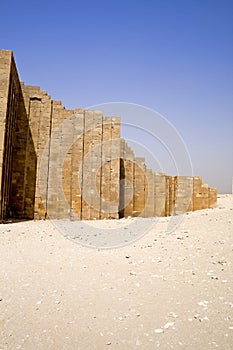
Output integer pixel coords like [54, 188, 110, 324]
[1, 0, 233, 193]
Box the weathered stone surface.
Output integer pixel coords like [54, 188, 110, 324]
[193, 176, 203, 211]
[174, 176, 193, 215]
[0, 49, 217, 221]
[133, 158, 146, 217]
[154, 173, 166, 217]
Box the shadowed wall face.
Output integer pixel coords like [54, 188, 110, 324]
[0, 51, 36, 220]
[0, 50, 14, 219]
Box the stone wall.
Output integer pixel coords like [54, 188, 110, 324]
[174, 176, 193, 215]
[0, 50, 15, 219]
[119, 153, 217, 218]
[0, 49, 218, 221]
[13, 84, 122, 221]
[0, 50, 36, 220]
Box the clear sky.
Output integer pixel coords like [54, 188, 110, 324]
[1, 0, 232, 193]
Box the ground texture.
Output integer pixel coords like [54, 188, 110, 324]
[0, 195, 233, 349]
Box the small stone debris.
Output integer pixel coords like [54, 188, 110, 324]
[217, 258, 227, 266]
[125, 255, 130, 259]
[154, 328, 164, 334]
[211, 275, 219, 280]
[164, 322, 174, 329]
[106, 342, 111, 345]
[168, 312, 178, 318]
[200, 316, 209, 321]
[129, 271, 137, 276]
[198, 301, 209, 307]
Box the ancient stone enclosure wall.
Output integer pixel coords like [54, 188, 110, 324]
[0, 50, 217, 221]
[0, 50, 36, 220]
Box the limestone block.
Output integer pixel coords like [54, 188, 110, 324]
[174, 176, 193, 215]
[143, 169, 154, 218]
[169, 176, 175, 216]
[100, 117, 112, 219]
[201, 184, 209, 209]
[193, 176, 202, 211]
[133, 158, 146, 217]
[121, 144, 134, 217]
[154, 173, 166, 217]
[90, 110, 103, 220]
[165, 176, 171, 216]
[208, 187, 217, 208]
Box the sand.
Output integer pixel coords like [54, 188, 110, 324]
[0, 194, 233, 349]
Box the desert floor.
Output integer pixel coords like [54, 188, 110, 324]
[0, 195, 233, 350]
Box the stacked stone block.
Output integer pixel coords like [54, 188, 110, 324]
[0, 49, 218, 222]
[193, 176, 203, 211]
[169, 176, 175, 216]
[165, 176, 171, 216]
[109, 117, 121, 219]
[208, 188, 217, 208]
[59, 108, 76, 219]
[201, 184, 209, 209]
[154, 173, 166, 217]
[100, 117, 112, 219]
[47, 101, 66, 218]
[18, 85, 52, 219]
[133, 158, 146, 217]
[119, 139, 134, 218]
[70, 111, 85, 220]
[174, 176, 193, 215]
[89, 110, 103, 220]
[143, 169, 154, 217]
[0, 51, 18, 219]
[0, 51, 37, 220]
[81, 110, 94, 220]
[0, 50, 12, 210]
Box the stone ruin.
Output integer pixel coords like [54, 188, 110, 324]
[0, 50, 217, 221]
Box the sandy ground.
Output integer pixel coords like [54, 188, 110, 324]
[0, 195, 232, 350]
